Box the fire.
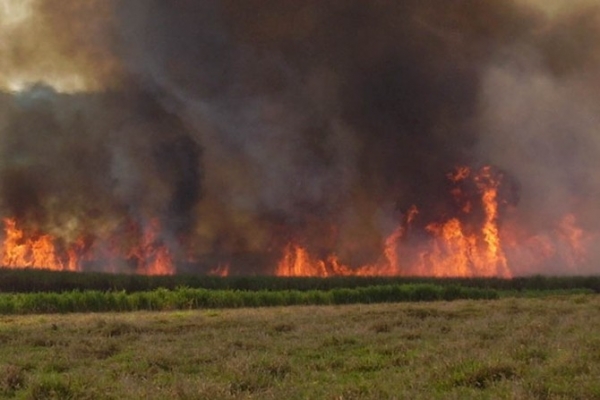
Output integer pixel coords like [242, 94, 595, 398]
[477, 166, 508, 274]
[129, 219, 175, 276]
[1, 218, 78, 271]
[275, 207, 416, 277]
[276, 244, 326, 277]
[0, 165, 589, 277]
[0, 218, 176, 275]
[447, 165, 471, 183]
[274, 165, 579, 278]
[503, 213, 589, 274]
[417, 166, 510, 277]
[421, 218, 477, 277]
[275, 244, 381, 277]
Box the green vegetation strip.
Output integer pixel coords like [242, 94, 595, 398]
[3, 269, 600, 294]
[0, 284, 498, 314]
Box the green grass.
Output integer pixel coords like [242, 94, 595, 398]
[0, 284, 499, 315]
[2, 268, 600, 294]
[0, 296, 599, 399]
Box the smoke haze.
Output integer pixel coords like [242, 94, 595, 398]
[1, 0, 599, 274]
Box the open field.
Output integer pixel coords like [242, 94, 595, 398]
[1, 295, 599, 399]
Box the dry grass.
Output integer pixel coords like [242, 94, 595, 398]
[0, 295, 599, 399]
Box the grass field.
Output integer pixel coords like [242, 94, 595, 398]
[1, 295, 599, 399]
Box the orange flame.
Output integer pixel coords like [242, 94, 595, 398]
[0, 166, 590, 277]
[477, 166, 510, 276]
[132, 219, 175, 275]
[1, 218, 79, 271]
[275, 166, 516, 278]
[421, 218, 478, 277]
[276, 243, 397, 277]
[418, 166, 510, 277]
[129, 219, 175, 276]
[276, 244, 330, 277]
[0, 218, 175, 275]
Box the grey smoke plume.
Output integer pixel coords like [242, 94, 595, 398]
[0, 0, 599, 274]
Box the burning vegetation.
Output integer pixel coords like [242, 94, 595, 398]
[0, 0, 598, 276]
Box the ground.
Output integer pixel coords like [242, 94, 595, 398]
[0, 295, 599, 399]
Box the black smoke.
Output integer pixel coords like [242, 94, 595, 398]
[1, 0, 599, 274]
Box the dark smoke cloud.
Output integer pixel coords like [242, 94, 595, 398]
[1, 0, 599, 273]
[0, 84, 202, 260]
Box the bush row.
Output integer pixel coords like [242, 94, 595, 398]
[1, 269, 600, 294]
[0, 284, 499, 315]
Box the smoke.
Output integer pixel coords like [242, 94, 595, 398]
[0, 0, 599, 274]
[475, 2, 600, 274]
